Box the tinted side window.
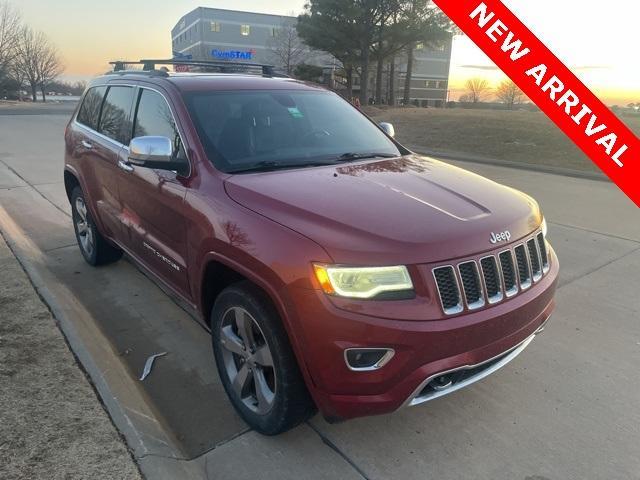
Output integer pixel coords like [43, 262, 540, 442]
[134, 89, 186, 160]
[98, 86, 135, 144]
[76, 86, 106, 130]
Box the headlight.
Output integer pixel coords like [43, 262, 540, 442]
[541, 217, 548, 237]
[313, 264, 413, 299]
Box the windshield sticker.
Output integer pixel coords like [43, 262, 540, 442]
[288, 107, 304, 119]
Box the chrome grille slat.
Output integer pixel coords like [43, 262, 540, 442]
[514, 244, 532, 290]
[499, 249, 519, 297]
[432, 231, 549, 315]
[537, 232, 550, 273]
[458, 261, 485, 310]
[480, 256, 503, 304]
[527, 238, 543, 282]
[433, 266, 463, 315]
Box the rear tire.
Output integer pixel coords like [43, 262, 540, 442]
[211, 282, 315, 435]
[71, 186, 122, 266]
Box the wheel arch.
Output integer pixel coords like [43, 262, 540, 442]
[64, 167, 81, 202]
[198, 252, 318, 394]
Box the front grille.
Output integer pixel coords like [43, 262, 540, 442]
[514, 244, 532, 289]
[499, 250, 518, 297]
[458, 261, 484, 309]
[480, 256, 503, 303]
[432, 229, 549, 315]
[433, 266, 462, 314]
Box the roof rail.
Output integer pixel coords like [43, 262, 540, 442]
[108, 59, 288, 78]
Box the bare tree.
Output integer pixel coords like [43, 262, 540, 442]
[13, 26, 62, 101]
[0, 1, 21, 77]
[495, 79, 525, 109]
[36, 39, 62, 101]
[268, 20, 307, 76]
[464, 77, 492, 104]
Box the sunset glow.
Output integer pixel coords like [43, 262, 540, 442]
[15, 0, 639, 105]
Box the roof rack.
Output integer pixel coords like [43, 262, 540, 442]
[108, 59, 288, 78]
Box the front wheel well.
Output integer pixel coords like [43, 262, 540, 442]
[64, 170, 80, 202]
[201, 261, 253, 326]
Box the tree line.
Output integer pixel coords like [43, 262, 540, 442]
[459, 77, 527, 109]
[0, 1, 63, 102]
[296, 0, 454, 106]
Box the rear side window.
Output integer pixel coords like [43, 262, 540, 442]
[134, 89, 186, 160]
[98, 86, 135, 144]
[76, 86, 106, 130]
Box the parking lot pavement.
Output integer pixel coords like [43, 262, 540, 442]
[1, 111, 639, 479]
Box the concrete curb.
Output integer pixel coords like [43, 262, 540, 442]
[408, 145, 609, 182]
[0, 206, 197, 479]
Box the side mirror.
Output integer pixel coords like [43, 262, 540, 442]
[379, 122, 395, 138]
[128, 136, 186, 173]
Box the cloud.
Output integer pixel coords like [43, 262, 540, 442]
[458, 64, 611, 72]
[458, 65, 500, 71]
[571, 65, 610, 71]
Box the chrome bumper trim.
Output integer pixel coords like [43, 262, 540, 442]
[404, 321, 548, 408]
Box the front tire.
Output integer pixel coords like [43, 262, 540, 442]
[211, 283, 315, 435]
[71, 187, 122, 266]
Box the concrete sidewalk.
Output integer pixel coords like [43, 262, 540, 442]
[0, 235, 141, 480]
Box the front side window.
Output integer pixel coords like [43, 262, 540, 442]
[77, 86, 107, 130]
[133, 89, 186, 161]
[184, 90, 402, 173]
[211, 21, 221, 32]
[98, 86, 135, 144]
[240, 25, 250, 36]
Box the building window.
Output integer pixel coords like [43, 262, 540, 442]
[437, 81, 446, 89]
[271, 27, 278, 37]
[211, 21, 221, 32]
[425, 80, 438, 88]
[241, 24, 251, 36]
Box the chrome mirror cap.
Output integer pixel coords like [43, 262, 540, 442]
[129, 136, 173, 165]
[379, 122, 395, 138]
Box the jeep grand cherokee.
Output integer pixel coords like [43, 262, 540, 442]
[63, 60, 559, 435]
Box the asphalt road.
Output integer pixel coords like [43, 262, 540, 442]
[0, 110, 638, 480]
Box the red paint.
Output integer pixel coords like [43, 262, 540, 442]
[433, 0, 640, 207]
[65, 73, 558, 420]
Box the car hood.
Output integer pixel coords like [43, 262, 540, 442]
[224, 155, 542, 265]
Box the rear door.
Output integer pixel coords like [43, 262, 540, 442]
[116, 86, 191, 299]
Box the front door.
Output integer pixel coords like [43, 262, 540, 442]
[116, 86, 191, 299]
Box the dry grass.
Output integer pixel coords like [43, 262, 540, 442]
[365, 107, 640, 173]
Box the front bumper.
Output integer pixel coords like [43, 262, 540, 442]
[404, 318, 548, 407]
[288, 247, 559, 421]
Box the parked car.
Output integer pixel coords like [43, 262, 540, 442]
[63, 61, 559, 435]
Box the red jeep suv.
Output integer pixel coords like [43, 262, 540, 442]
[64, 60, 558, 435]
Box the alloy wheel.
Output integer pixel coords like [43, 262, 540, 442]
[75, 197, 94, 258]
[219, 307, 276, 415]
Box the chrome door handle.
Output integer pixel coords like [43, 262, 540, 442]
[118, 160, 134, 172]
[81, 140, 93, 149]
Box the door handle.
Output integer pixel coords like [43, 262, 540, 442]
[118, 159, 135, 173]
[81, 140, 93, 149]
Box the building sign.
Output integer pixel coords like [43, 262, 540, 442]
[211, 48, 257, 60]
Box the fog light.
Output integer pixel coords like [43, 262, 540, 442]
[344, 348, 395, 371]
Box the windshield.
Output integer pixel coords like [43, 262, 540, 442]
[183, 90, 402, 173]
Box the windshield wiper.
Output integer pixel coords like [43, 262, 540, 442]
[337, 152, 398, 161]
[228, 160, 342, 174]
[228, 153, 399, 174]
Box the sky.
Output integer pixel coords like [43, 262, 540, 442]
[14, 0, 640, 105]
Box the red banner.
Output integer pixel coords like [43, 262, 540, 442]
[433, 0, 640, 207]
